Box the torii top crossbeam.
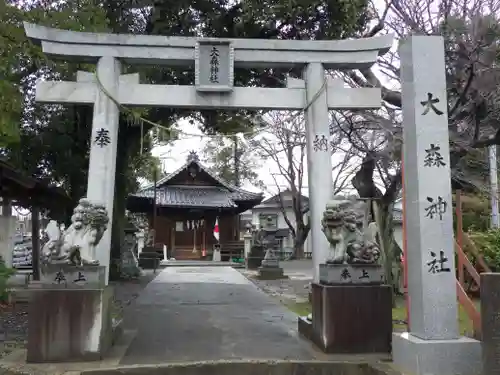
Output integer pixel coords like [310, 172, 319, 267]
[24, 22, 393, 69]
[23, 22, 393, 287]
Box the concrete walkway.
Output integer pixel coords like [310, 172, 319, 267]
[120, 266, 316, 365]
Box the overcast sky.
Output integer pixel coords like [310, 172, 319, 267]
[151, 121, 274, 195]
[151, 62, 397, 200]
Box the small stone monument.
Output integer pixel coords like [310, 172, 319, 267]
[298, 198, 391, 354]
[27, 198, 120, 363]
[120, 217, 141, 279]
[246, 225, 266, 270]
[257, 216, 287, 280]
[212, 243, 221, 262]
[243, 223, 253, 263]
[136, 229, 145, 256]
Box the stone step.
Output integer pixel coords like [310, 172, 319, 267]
[160, 260, 244, 268]
[77, 360, 395, 375]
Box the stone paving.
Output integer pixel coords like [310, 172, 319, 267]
[0, 262, 398, 374]
[120, 266, 316, 365]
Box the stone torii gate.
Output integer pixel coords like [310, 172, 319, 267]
[24, 22, 392, 284]
[25, 24, 483, 374]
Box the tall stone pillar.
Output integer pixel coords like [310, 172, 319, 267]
[304, 63, 333, 282]
[136, 230, 145, 256]
[0, 198, 15, 268]
[243, 232, 252, 260]
[392, 35, 480, 375]
[86, 56, 121, 284]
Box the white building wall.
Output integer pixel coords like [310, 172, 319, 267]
[251, 208, 297, 230]
[248, 205, 403, 259]
[252, 207, 310, 251]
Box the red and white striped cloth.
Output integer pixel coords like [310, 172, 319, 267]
[213, 217, 220, 241]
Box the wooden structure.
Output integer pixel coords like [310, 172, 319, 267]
[0, 159, 72, 280]
[402, 187, 489, 339]
[0, 160, 70, 214]
[127, 152, 263, 260]
[453, 189, 491, 339]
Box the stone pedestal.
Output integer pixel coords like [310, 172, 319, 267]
[481, 273, 500, 375]
[39, 264, 106, 287]
[27, 265, 120, 363]
[300, 281, 392, 354]
[136, 231, 145, 256]
[257, 266, 287, 280]
[257, 252, 287, 280]
[212, 248, 221, 262]
[298, 316, 313, 341]
[243, 233, 252, 260]
[247, 250, 264, 270]
[319, 263, 384, 285]
[392, 333, 481, 375]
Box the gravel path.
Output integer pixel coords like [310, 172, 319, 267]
[0, 269, 158, 358]
[238, 260, 313, 304]
[240, 269, 311, 303]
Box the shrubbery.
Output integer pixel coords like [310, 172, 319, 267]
[454, 193, 490, 232]
[0, 259, 15, 302]
[454, 193, 500, 271]
[469, 229, 500, 271]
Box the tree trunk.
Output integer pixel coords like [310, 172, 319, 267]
[110, 126, 132, 279]
[352, 154, 402, 307]
[293, 224, 310, 259]
[66, 106, 91, 225]
[373, 200, 398, 307]
[294, 235, 305, 259]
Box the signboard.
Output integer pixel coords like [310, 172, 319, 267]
[195, 40, 234, 92]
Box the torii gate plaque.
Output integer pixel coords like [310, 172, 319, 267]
[195, 40, 234, 92]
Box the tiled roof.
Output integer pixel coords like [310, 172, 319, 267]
[132, 186, 260, 208]
[133, 151, 263, 209]
[142, 153, 263, 198]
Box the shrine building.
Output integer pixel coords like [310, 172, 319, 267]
[127, 151, 264, 260]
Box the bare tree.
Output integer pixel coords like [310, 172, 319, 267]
[327, 0, 500, 297]
[251, 111, 356, 258]
[333, 110, 403, 296]
[347, 0, 500, 190]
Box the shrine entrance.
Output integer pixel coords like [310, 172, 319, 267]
[161, 215, 210, 261]
[24, 22, 391, 281]
[174, 218, 204, 248]
[24, 23, 481, 375]
[127, 151, 263, 260]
